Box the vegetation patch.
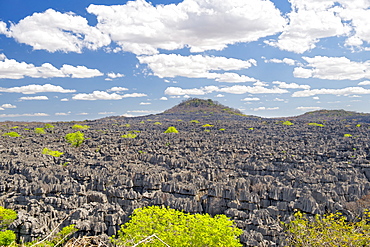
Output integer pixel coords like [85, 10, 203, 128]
[2, 132, 20, 137]
[164, 126, 179, 133]
[42, 148, 64, 157]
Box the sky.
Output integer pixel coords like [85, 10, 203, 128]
[0, 0, 370, 121]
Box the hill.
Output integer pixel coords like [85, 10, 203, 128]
[292, 109, 370, 122]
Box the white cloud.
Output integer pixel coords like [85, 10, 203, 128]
[273, 81, 311, 90]
[127, 110, 156, 113]
[0, 113, 49, 118]
[138, 54, 257, 82]
[293, 56, 370, 80]
[72, 91, 147, 100]
[1, 104, 16, 108]
[55, 112, 71, 116]
[359, 80, 370, 85]
[159, 97, 168, 101]
[296, 106, 322, 111]
[0, 107, 4, 111]
[87, 0, 286, 55]
[292, 87, 370, 97]
[0, 54, 103, 79]
[165, 85, 288, 96]
[121, 113, 134, 117]
[252, 106, 279, 111]
[0, 84, 75, 94]
[107, 87, 129, 92]
[266, 0, 350, 53]
[60, 98, 69, 101]
[140, 102, 151, 105]
[242, 97, 260, 101]
[273, 98, 285, 101]
[19, 96, 49, 101]
[77, 112, 89, 115]
[98, 111, 115, 115]
[107, 72, 125, 78]
[3, 9, 110, 53]
[265, 58, 296, 66]
[215, 94, 224, 98]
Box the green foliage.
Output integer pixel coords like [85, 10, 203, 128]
[283, 211, 370, 246]
[219, 128, 225, 131]
[154, 122, 162, 125]
[65, 131, 85, 147]
[2, 132, 20, 137]
[10, 126, 18, 129]
[282, 121, 294, 126]
[308, 123, 325, 127]
[123, 124, 131, 127]
[204, 129, 211, 132]
[164, 126, 179, 133]
[248, 127, 254, 130]
[344, 133, 353, 137]
[121, 133, 137, 139]
[27, 224, 78, 247]
[44, 124, 55, 129]
[0, 207, 17, 230]
[34, 128, 46, 134]
[0, 230, 16, 246]
[202, 124, 214, 127]
[189, 120, 200, 124]
[356, 124, 361, 127]
[42, 148, 64, 157]
[111, 206, 243, 247]
[71, 124, 90, 130]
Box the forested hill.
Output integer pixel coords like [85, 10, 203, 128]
[292, 109, 370, 122]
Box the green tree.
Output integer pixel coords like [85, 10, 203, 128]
[42, 148, 64, 157]
[112, 206, 243, 247]
[44, 123, 55, 129]
[121, 133, 137, 138]
[2, 132, 20, 137]
[72, 124, 90, 130]
[0, 206, 17, 246]
[282, 121, 294, 126]
[283, 211, 370, 246]
[65, 131, 85, 147]
[34, 128, 46, 134]
[164, 126, 179, 133]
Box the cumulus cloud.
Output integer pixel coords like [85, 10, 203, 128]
[215, 94, 224, 98]
[293, 56, 370, 80]
[106, 72, 125, 78]
[0, 113, 49, 118]
[1, 104, 16, 108]
[252, 106, 279, 111]
[138, 54, 257, 82]
[107, 86, 129, 92]
[165, 85, 288, 96]
[359, 80, 370, 85]
[242, 97, 260, 101]
[19, 96, 49, 100]
[266, 0, 350, 53]
[0, 84, 76, 94]
[264, 58, 297, 66]
[0, 54, 103, 79]
[296, 106, 322, 111]
[2, 9, 110, 53]
[72, 91, 147, 100]
[140, 102, 151, 105]
[292, 87, 370, 97]
[159, 97, 168, 100]
[273, 81, 310, 90]
[98, 111, 115, 115]
[87, 0, 286, 55]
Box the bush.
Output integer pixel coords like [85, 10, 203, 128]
[344, 133, 353, 137]
[2, 132, 20, 137]
[282, 211, 370, 246]
[112, 206, 243, 247]
[164, 126, 178, 133]
[0, 206, 17, 230]
[34, 128, 46, 134]
[44, 123, 55, 129]
[42, 148, 64, 157]
[308, 123, 324, 127]
[121, 133, 137, 139]
[72, 124, 90, 130]
[65, 131, 85, 147]
[0, 230, 16, 246]
[282, 121, 294, 126]
[202, 124, 214, 127]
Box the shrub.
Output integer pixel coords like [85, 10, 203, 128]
[190, 120, 200, 123]
[308, 123, 324, 127]
[111, 206, 243, 247]
[121, 133, 137, 139]
[219, 128, 225, 131]
[42, 148, 64, 157]
[283, 211, 370, 246]
[65, 131, 85, 147]
[2, 132, 20, 137]
[282, 121, 294, 126]
[164, 126, 178, 133]
[34, 128, 46, 134]
[72, 124, 90, 130]
[154, 122, 162, 125]
[0, 206, 17, 230]
[202, 124, 214, 127]
[344, 134, 353, 137]
[44, 123, 55, 129]
[0, 230, 16, 246]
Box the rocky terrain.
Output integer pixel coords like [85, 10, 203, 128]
[1, 99, 370, 246]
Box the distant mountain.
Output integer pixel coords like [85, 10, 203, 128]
[293, 109, 370, 122]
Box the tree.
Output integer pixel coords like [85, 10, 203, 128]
[42, 148, 64, 157]
[34, 128, 46, 134]
[112, 206, 243, 246]
[282, 211, 370, 246]
[65, 131, 85, 147]
[0, 206, 17, 246]
[72, 124, 90, 130]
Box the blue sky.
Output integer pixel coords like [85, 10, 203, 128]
[0, 0, 370, 121]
